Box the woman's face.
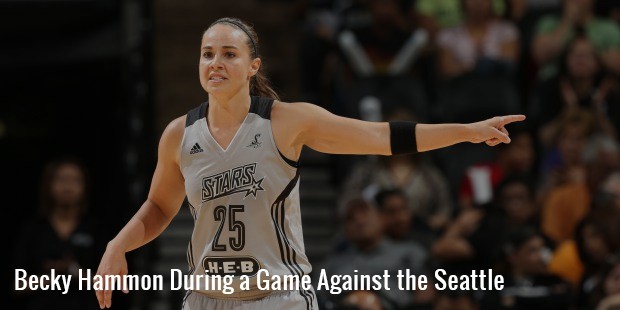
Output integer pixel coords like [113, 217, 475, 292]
[567, 38, 599, 79]
[582, 225, 609, 263]
[199, 24, 260, 97]
[500, 182, 535, 224]
[51, 164, 84, 206]
[558, 125, 586, 166]
[507, 133, 535, 173]
[511, 236, 547, 276]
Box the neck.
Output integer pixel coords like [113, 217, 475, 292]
[571, 77, 595, 97]
[356, 236, 382, 253]
[207, 91, 252, 128]
[51, 205, 80, 221]
[466, 16, 491, 29]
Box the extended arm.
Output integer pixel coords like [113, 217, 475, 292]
[279, 102, 525, 156]
[95, 116, 186, 309]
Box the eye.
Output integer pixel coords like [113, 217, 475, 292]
[202, 51, 213, 58]
[225, 52, 236, 58]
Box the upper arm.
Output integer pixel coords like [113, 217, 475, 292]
[273, 102, 391, 156]
[146, 116, 186, 219]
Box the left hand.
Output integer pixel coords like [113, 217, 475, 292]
[467, 115, 526, 146]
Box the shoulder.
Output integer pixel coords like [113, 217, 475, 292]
[162, 116, 186, 141]
[271, 100, 324, 125]
[271, 100, 315, 114]
[157, 116, 186, 162]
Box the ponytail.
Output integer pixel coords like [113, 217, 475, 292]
[251, 69, 280, 101]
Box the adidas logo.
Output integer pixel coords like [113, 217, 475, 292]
[190, 143, 204, 154]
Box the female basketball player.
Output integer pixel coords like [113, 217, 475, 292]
[95, 17, 525, 309]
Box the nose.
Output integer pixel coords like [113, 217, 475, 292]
[209, 53, 224, 70]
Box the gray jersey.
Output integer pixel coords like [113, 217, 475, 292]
[179, 96, 313, 305]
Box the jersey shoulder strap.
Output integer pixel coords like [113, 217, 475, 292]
[186, 101, 208, 127]
[249, 96, 274, 120]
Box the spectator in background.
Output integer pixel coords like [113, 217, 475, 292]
[584, 135, 620, 196]
[541, 136, 620, 248]
[297, 0, 359, 107]
[337, 290, 384, 310]
[596, 0, 620, 23]
[334, 0, 424, 78]
[481, 227, 572, 309]
[369, 154, 454, 232]
[530, 34, 620, 141]
[597, 171, 620, 210]
[343, 108, 454, 232]
[13, 157, 99, 310]
[415, 0, 508, 39]
[536, 112, 592, 213]
[434, 290, 479, 310]
[596, 258, 620, 310]
[547, 207, 620, 307]
[334, 0, 430, 119]
[374, 188, 436, 251]
[344, 151, 454, 233]
[576, 208, 620, 309]
[495, 175, 540, 228]
[317, 197, 428, 310]
[459, 128, 535, 209]
[532, 0, 620, 80]
[437, 0, 519, 79]
[434, 174, 539, 273]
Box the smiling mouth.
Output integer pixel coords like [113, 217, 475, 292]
[209, 76, 226, 81]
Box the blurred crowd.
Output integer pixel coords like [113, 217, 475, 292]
[297, 0, 620, 309]
[10, 0, 620, 309]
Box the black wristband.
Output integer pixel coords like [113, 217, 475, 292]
[389, 121, 418, 155]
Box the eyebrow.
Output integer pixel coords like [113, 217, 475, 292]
[201, 45, 239, 50]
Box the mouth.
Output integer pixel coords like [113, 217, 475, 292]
[209, 75, 227, 82]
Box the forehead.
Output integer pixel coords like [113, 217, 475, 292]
[202, 24, 248, 48]
[56, 163, 81, 175]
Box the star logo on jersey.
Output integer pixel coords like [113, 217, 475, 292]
[246, 133, 262, 148]
[201, 163, 266, 201]
[244, 177, 264, 198]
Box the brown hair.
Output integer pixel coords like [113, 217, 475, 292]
[206, 17, 280, 100]
[39, 156, 90, 217]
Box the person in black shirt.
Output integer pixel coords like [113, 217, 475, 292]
[481, 227, 572, 310]
[13, 157, 99, 310]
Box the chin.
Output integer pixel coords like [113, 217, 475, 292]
[206, 86, 228, 95]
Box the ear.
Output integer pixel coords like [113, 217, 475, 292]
[249, 57, 261, 77]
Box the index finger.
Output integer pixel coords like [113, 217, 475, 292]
[499, 115, 526, 126]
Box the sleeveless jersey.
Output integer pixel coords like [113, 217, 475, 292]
[179, 96, 313, 303]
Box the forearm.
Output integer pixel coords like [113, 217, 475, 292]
[107, 199, 174, 253]
[432, 236, 474, 261]
[415, 123, 473, 152]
